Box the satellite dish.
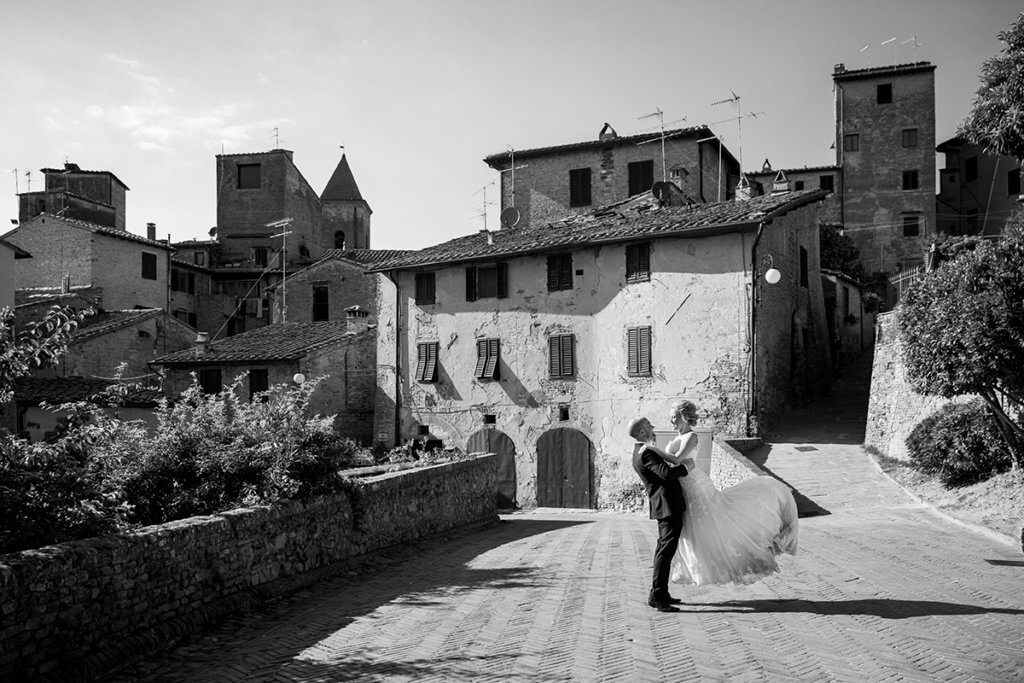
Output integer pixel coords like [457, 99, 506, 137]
[208, 227, 218, 238]
[652, 181, 673, 202]
[500, 207, 521, 229]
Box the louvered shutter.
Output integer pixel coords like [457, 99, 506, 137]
[484, 338, 500, 378]
[415, 343, 428, 381]
[425, 342, 438, 382]
[548, 336, 561, 377]
[547, 256, 560, 292]
[638, 327, 651, 375]
[466, 267, 477, 301]
[561, 334, 574, 377]
[496, 263, 508, 298]
[559, 255, 572, 290]
[637, 244, 650, 280]
[474, 339, 487, 377]
[627, 328, 639, 375]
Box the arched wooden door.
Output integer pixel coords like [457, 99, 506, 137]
[466, 429, 516, 509]
[536, 428, 593, 509]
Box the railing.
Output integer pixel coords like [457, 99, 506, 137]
[887, 263, 925, 307]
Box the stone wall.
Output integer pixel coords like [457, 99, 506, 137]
[710, 436, 767, 488]
[0, 455, 498, 681]
[865, 309, 951, 460]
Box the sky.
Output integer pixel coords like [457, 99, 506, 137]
[0, 0, 1020, 251]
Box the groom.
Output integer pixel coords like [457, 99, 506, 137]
[629, 416, 690, 612]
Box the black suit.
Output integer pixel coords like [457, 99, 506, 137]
[632, 443, 688, 602]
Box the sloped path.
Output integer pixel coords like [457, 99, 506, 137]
[105, 354, 1024, 682]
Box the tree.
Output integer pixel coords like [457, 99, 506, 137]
[0, 305, 92, 404]
[819, 224, 865, 281]
[899, 215, 1024, 471]
[959, 12, 1024, 160]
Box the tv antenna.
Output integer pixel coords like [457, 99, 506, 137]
[881, 36, 896, 64]
[473, 182, 495, 231]
[638, 108, 668, 182]
[267, 218, 293, 321]
[859, 43, 871, 67]
[499, 145, 528, 209]
[270, 126, 284, 149]
[712, 91, 752, 170]
[25, 170, 32, 193]
[901, 35, 922, 61]
[11, 168, 18, 195]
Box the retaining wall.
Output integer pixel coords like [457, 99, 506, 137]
[0, 454, 498, 681]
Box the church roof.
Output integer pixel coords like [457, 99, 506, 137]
[321, 155, 365, 202]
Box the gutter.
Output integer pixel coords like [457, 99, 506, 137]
[747, 220, 767, 437]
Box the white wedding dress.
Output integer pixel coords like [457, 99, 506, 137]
[669, 436, 799, 586]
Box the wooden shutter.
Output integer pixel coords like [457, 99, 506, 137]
[627, 328, 638, 375]
[548, 336, 561, 377]
[547, 256, 560, 292]
[637, 243, 650, 279]
[483, 338, 500, 378]
[638, 326, 651, 375]
[496, 263, 508, 299]
[466, 267, 477, 301]
[474, 339, 487, 377]
[559, 255, 572, 290]
[416, 343, 428, 381]
[425, 342, 438, 382]
[560, 334, 574, 377]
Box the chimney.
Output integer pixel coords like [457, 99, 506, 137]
[735, 175, 753, 201]
[345, 305, 371, 335]
[61, 274, 71, 294]
[194, 331, 210, 355]
[599, 122, 618, 142]
[146, 222, 156, 240]
[771, 170, 791, 194]
[834, 63, 846, 74]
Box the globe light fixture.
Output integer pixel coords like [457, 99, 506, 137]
[761, 254, 781, 284]
[293, 373, 306, 385]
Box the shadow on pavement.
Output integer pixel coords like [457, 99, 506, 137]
[104, 517, 590, 682]
[694, 598, 1024, 619]
[266, 653, 521, 681]
[985, 559, 1024, 567]
[742, 444, 831, 518]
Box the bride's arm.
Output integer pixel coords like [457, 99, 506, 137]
[650, 439, 696, 469]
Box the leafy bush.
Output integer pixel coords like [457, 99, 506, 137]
[904, 399, 1013, 486]
[597, 449, 646, 513]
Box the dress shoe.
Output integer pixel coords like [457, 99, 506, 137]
[647, 598, 680, 612]
[664, 596, 683, 604]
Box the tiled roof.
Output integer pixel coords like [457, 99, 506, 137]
[832, 61, 934, 82]
[321, 155, 366, 202]
[16, 189, 115, 208]
[72, 308, 163, 344]
[746, 165, 840, 177]
[368, 190, 827, 271]
[40, 166, 130, 191]
[484, 125, 717, 166]
[171, 239, 218, 247]
[215, 149, 293, 159]
[14, 377, 162, 406]
[170, 257, 211, 271]
[14, 214, 174, 251]
[319, 248, 418, 264]
[153, 321, 358, 365]
[0, 238, 31, 258]
[15, 286, 100, 308]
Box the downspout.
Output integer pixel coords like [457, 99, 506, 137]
[835, 80, 846, 227]
[698, 140, 706, 202]
[386, 270, 402, 446]
[748, 220, 767, 437]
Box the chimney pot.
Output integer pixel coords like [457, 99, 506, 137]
[195, 331, 210, 354]
[146, 222, 156, 240]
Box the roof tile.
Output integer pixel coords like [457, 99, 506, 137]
[153, 321, 362, 365]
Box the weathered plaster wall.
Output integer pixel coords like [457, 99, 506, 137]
[272, 259, 379, 325]
[0, 455, 498, 681]
[0, 245, 15, 310]
[8, 218, 94, 292]
[61, 315, 197, 379]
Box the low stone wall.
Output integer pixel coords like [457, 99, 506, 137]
[0, 454, 498, 681]
[710, 436, 768, 488]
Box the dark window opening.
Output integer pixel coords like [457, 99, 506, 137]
[252, 247, 268, 267]
[627, 326, 651, 377]
[415, 341, 438, 382]
[312, 285, 329, 321]
[877, 83, 893, 104]
[465, 263, 508, 301]
[170, 269, 182, 292]
[799, 247, 809, 288]
[1008, 168, 1021, 196]
[902, 128, 918, 147]
[199, 368, 222, 394]
[966, 209, 978, 234]
[334, 231, 346, 249]
[141, 252, 157, 280]
[249, 369, 269, 402]
[558, 405, 570, 421]
[548, 333, 575, 378]
[415, 272, 436, 305]
[547, 253, 573, 292]
[188, 312, 197, 327]
[843, 134, 860, 152]
[474, 338, 500, 380]
[628, 160, 655, 196]
[483, 414, 497, 425]
[193, 251, 205, 266]
[237, 163, 260, 189]
[903, 214, 921, 237]
[569, 167, 592, 207]
[902, 170, 920, 191]
[819, 175, 835, 192]
[187, 272, 195, 294]
[794, 180, 805, 191]
[625, 242, 651, 284]
[965, 156, 978, 183]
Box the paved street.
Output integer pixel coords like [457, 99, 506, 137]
[106, 356, 1024, 682]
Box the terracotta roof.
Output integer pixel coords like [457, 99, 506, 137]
[8, 214, 174, 251]
[72, 308, 162, 344]
[40, 165, 130, 191]
[153, 321, 361, 365]
[14, 377, 162, 406]
[171, 239, 218, 247]
[746, 165, 840, 177]
[170, 257, 211, 271]
[15, 286, 100, 308]
[215, 149, 293, 159]
[368, 190, 827, 272]
[0, 238, 31, 258]
[321, 155, 366, 203]
[484, 125, 722, 166]
[319, 248, 418, 264]
[832, 61, 934, 82]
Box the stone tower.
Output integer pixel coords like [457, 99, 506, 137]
[321, 154, 372, 250]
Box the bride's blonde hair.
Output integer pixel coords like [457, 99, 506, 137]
[670, 400, 699, 425]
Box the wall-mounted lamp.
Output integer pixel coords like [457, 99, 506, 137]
[293, 372, 306, 385]
[761, 254, 781, 284]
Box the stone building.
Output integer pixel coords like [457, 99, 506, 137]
[483, 123, 740, 230]
[936, 136, 1023, 237]
[152, 316, 377, 443]
[821, 269, 876, 372]
[1, 239, 31, 310]
[368, 189, 830, 509]
[18, 162, 129, 232]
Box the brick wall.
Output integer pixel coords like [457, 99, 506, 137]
[272, 259, 379, 325]
[59, 314, 197, 379]
[90, 234, 170, 311]
[9, 217, 94, 293]
[322, 202, 371, 250]
[0, 455, 498, 681]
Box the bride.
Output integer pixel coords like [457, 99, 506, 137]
[660, 400, 799, 586]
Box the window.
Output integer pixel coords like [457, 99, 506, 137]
[1008, 168, 1021, 196]
[902, 128, 918, 147]
[237, 163, 260, 189]
[547, 253, 573, 292]
[252, 247, 268, 267]
[474, 338, 500, 380]
[569, 168, 592, 207]
[966, 209, 978, 234]
[312, 285, 329, 321]
[548, 334, 575, 378]
[170, 269, 182, 292]
[628, 160, 655, 196]
[193, 251, 205, 266]
[188, 312, 197, 327]
[187, 272, 195, 294]
[965, 156, 978, 183]
[174, 309, 189, 323]
[877, 83, 892, 104]
[141, 252, 157, 280]
[334, 231, 346, 249]
[903, 214, 921, 237]
[415, 342, 438, 382]
[465, 263, 508, 301]
[249, 369, 269, 402]
[626, 327, 651, 377]
[799, 247, 808, 288]
[902, 170, 920, 191]
[819, 175, 835, 192]
[415, 272, 436, 305]
[199, 368, 222, 395]
[843, 134, 860, 152]
[625, 242, 651, 284]
[794, 180, 805, 191]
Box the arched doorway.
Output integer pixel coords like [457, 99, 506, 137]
[466, 429, 516, 509]
[536, 428, 594, 509]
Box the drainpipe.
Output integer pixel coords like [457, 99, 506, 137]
[748, 220, 767, 437]
[386, 270, 402, 446]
